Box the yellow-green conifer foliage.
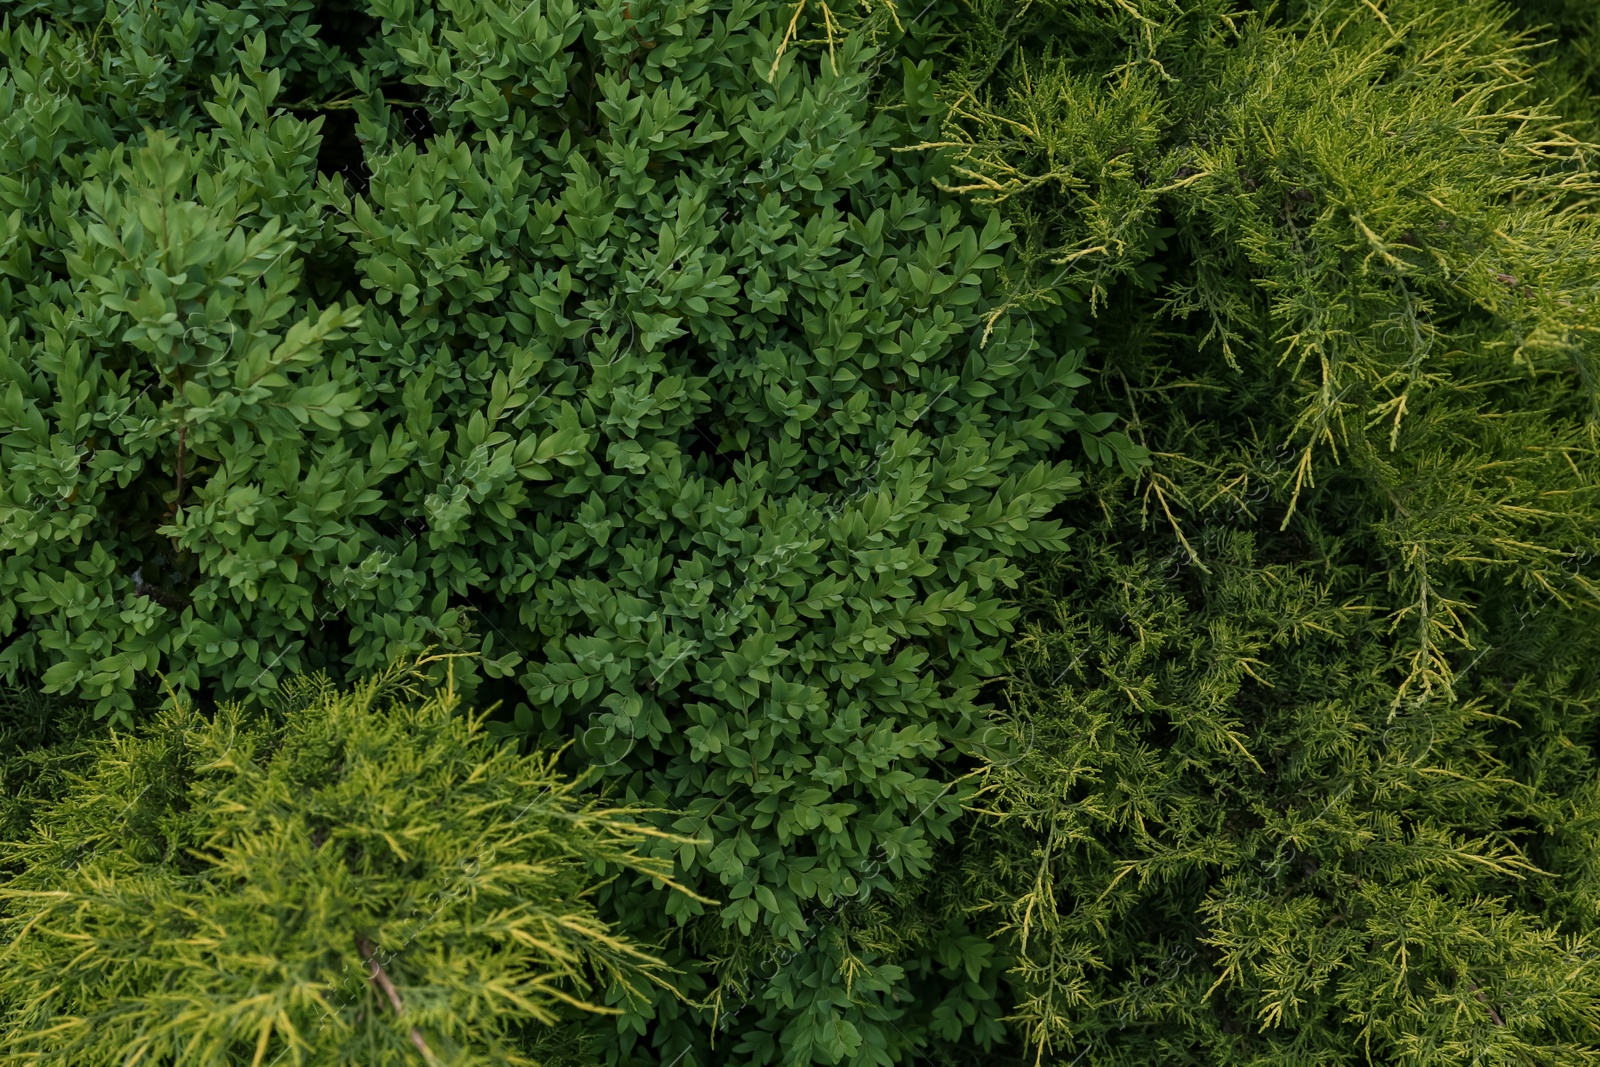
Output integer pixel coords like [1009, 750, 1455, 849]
[1513, 0, 1600, 141]
[913, 0, 1600, 1061]
[0, 658, 700, 1067]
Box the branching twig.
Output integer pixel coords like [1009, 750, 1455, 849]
[357, 936, 442, 1066]
[173, 422, 187, 519]
[1470, 981, 1505, 1027]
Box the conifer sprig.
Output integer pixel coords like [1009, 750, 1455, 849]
[924, 0, 1600, 706]
[0, 660, 703, 1066]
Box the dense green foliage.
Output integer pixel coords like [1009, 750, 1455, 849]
[1513, 0, 1600, 140]
[0, 0, 1144, 1060]
[0, 684, 98, 845]
[923, 0, 1600, 1062]
[4, 0, 1600, 1064]
[959, 424, 1600, 1065]
[0, 657, 697, 1066]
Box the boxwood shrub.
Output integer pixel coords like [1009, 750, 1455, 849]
[0, 1, 1142, 1061]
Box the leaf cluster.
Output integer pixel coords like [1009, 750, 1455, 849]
[0, 2, 1140, 1060]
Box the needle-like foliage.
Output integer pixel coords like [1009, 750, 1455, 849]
[913, 0, 1600, 1061]
[924, 1, 1600, 706]
[956, 433, 1600, 1064]
[4, 0, 1600, 1063]
[0, 656, 702, 1067]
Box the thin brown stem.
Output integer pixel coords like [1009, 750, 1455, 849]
[173, 422, 187, 519]
[1471, 981, 1505, 1027]
[357, 936, 441, 1066]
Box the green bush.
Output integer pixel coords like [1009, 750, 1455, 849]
[0, 1, 1144, 1061]
[8, 0, 1600, 1064]
[0, 657, 698, 1066]
[958, 428, 1600, 1065]
[1512, 0, 1600, 141]
[0, 684, 101, 845]
[919, 0, 1600, 1061]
